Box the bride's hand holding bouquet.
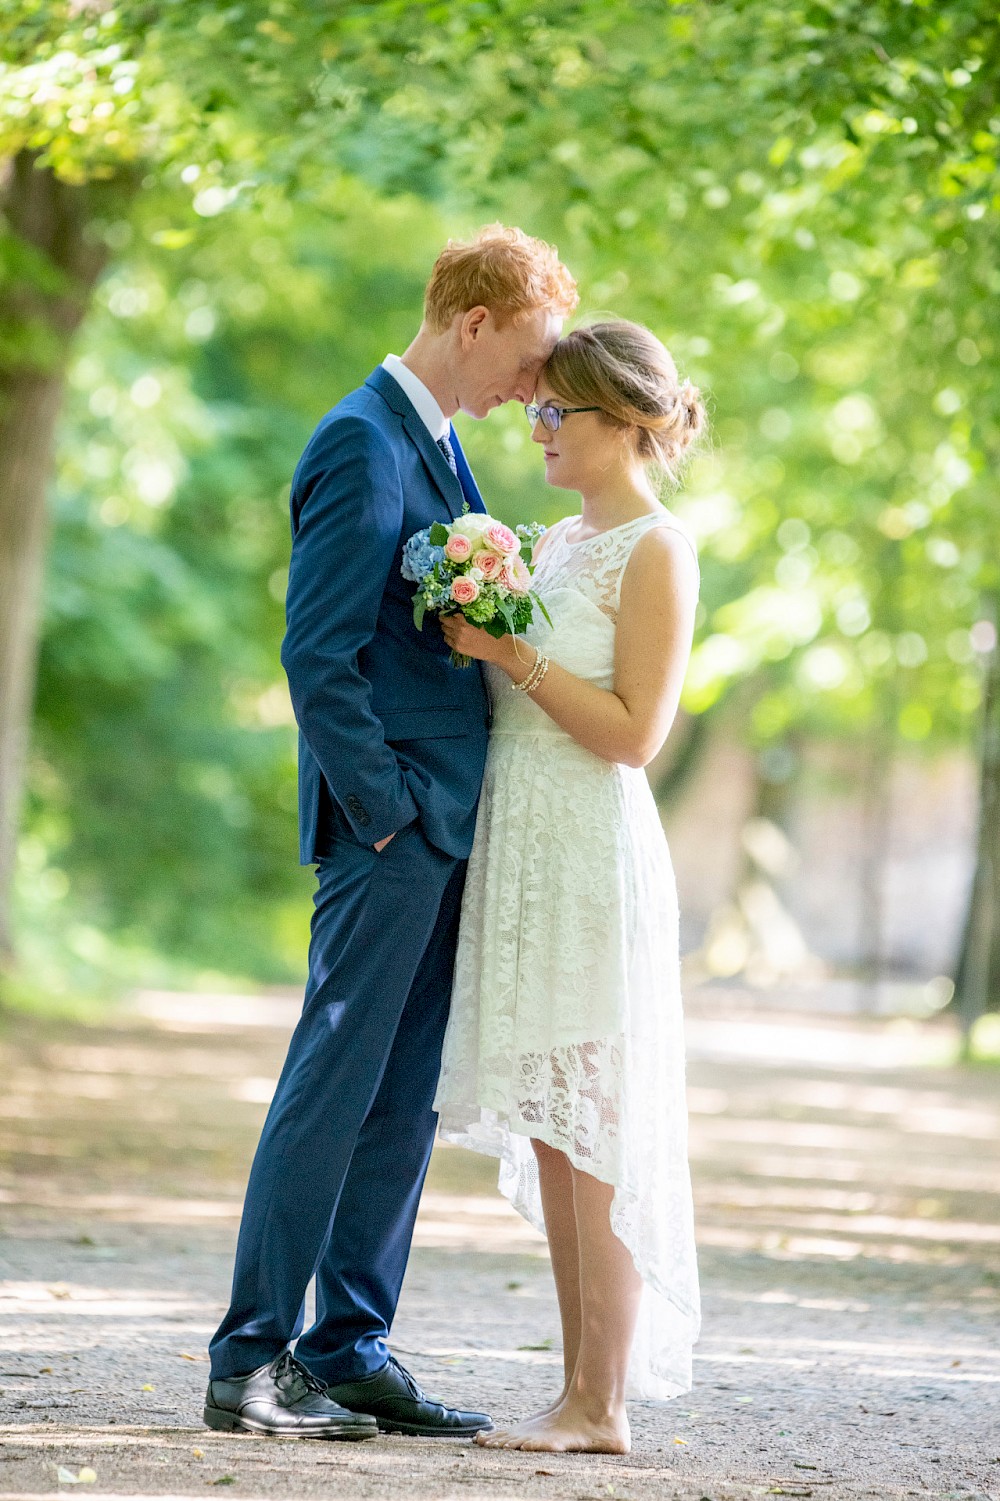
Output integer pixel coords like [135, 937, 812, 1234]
[401, 510, 551, 668]
[439, 610, 531, 672]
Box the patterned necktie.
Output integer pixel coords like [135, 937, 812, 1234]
[436, 434, 459, 476]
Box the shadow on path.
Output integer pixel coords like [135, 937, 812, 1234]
[1, 987, 998, 1500]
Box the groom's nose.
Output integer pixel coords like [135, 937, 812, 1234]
[510, 372, 537, 405]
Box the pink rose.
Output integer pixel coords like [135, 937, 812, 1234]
[483, 522, 520, 556]
[451, 575, 480, 605]
[500, 557, 531, 595]
[476, 550, 503, 580]
[445, 533, 473, 562]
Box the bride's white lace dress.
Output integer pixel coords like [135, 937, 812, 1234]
[433, 510, 701, 1400]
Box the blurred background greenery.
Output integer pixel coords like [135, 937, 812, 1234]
[0, 2, 996, 1032]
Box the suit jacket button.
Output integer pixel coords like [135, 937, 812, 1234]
[347, 795, 370, 825]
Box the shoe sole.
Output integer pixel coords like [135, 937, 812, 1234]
[203, 1404, 377, 1440]
[374, 1418, 495, 1438]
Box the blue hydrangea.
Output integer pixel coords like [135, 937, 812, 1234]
[401, 528, 447, 583]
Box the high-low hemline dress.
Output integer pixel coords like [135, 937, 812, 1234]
[433, 511, 701, 1400]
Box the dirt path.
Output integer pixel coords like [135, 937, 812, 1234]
[1, 987, 998, 1501]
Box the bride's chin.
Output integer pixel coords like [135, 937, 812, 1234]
[544, 469, 571, 489]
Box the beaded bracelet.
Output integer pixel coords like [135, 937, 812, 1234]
[524, 653, 550, 695]
[510, 647, 543, 693]
[511, 648, 550, 695]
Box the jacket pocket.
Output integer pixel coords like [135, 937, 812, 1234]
[378, 706, 470, 741]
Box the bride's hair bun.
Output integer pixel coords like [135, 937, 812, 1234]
[543, 320, 706, 483]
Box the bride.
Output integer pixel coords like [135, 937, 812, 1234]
[434, 319, 704, 1454]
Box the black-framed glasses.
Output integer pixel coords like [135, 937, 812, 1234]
[524, 402, 602, 432]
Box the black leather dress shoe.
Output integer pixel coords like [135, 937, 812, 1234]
[204, 1350, 378, 1439]
[325, 1354, 493, 1437]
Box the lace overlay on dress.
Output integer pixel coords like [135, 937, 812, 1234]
[536, 511, 700, 624]
[434, 508, 701, 1400]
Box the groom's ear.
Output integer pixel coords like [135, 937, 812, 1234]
[459, 306, 490, 346]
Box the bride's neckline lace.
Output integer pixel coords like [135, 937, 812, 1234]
[534, 509, 697, 626]
[559, 510, 673, 549]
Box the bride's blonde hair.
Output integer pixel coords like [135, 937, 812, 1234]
[542, 320, 706, 485]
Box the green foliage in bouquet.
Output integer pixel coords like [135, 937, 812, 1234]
[410, 518, 552, 667]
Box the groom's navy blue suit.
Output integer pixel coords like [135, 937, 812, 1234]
[209, 365, 489, 1384]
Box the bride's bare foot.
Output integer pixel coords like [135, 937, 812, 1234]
[478, 1383, 569, 1442]
[534, 1384, 569, 1418]
[475, 1396, 630, 1453]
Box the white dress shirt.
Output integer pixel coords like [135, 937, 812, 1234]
[381, 354, 450, 442]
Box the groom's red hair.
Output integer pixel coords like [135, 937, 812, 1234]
[424, 224, 578, 332]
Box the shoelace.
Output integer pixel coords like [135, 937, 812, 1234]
[386, 1353, 424, 1401]
[272, 1350, 327, 1398]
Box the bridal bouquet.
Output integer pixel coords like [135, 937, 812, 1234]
[401, 510, 552, 667]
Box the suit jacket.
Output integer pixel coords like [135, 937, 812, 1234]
[281, 364, 491, 862]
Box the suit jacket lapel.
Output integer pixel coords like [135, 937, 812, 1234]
[364, 366, 466, 521]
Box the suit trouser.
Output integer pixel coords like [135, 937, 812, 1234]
[208, 819, 465, 1382]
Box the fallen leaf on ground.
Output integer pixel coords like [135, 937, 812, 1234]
[517, 1338, 554, 1350]
[192, 1449, 204, 1459]
[735, 1394, 754, 1403]
[141, 1383, 155, 1391]
[534, 1471, 556, 1477]
[674, 1436, 688, 1445]
[56, 1468, 96, 1486]
[208, 1476, 236, 1486]
[39, 1367, 53, 1374]
[178, 1351, 208, 1362]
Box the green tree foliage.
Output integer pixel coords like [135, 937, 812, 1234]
[0, 1, 997, 993]
[20, 181, 461, 982]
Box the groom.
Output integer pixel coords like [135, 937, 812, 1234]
[205, 226, 577, 1439]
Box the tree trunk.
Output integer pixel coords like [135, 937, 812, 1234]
[856, 701, 896, 1014]
[698, 733, 814, 988]
[652, 706, 712, 808]
[0, 151, 120, 960]
[953, 595, 1000, 1049]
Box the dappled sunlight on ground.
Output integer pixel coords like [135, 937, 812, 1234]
[1, 986, 998, 1499]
